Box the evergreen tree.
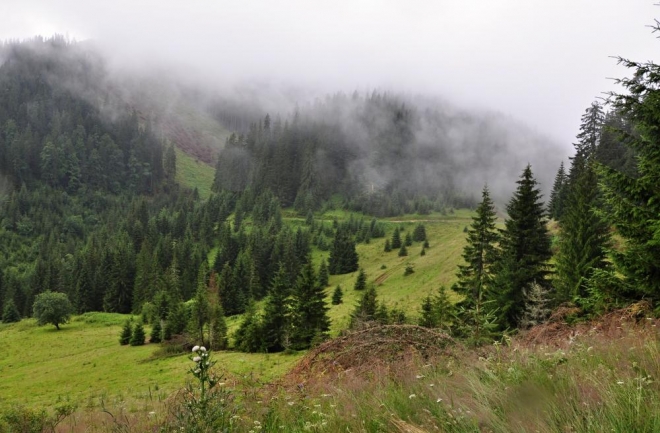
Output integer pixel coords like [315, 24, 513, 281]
[391, 227, 402, 249]
[418, 296, 437, 328]
[318, 259, 329, 287]
[398, 243, 408, 257]
[150, 319, 163, 344]
[404, 232, 413, 246]
[353, 268, 367, 291]
[555, 156, 611, 302]
[596, 45, 660, 299]
[492, 166, 552, 329]
[119, 319, 133, 345]
[261, 266, 292, 352]
[331, 285, 343, 305]
[384, 238, 392, 252]
[130, 321, 146, 346]
[412, 223, 427, 242]
[350, 286, 378, 326]
[519, 282, 551, 329]
[2, 299, 21, 323]
[454, 185, 499, 317]
[548, 161, 567, 220]
[328, 227, 359, 275]
[291, 260, 330, 349]
[209, 304, 228, 350]
[234, 302, 264, 353]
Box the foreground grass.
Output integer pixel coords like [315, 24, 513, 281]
[0, 313, 302, 410]
[20, 315, 660, 432]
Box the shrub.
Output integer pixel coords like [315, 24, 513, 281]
[32, 291, 73, 330]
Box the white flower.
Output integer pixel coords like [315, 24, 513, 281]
[192, 345, 200, 352]
[436, 398, 443, 403]
[193, 356, 202, 362]
[617, 381, 624, 385]
[200, 346, 207, 352]
[408, 394, 416, 399]
[415, 374, 425, 379]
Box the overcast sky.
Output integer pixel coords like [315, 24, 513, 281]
[1, 1, 658, 150]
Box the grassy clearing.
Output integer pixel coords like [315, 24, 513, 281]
[174, 148, 215, 199]
[0, 313, 302, 410]
[316, 211, 476, 333]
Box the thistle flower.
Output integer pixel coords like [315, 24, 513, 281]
[193, 356, 202, 362]
[200, 346, 207, 352]
[192, 345, 200, 352]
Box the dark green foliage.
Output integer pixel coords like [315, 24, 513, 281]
[423, 240, 430, 249]
[596, 47, 660, 299]
[328, 227, 359, 275]
[2, 299, 21, 323]
[548, 161, 567, 220]
[555, 157, 611, 302]
[492, 166, 552, 329]
[453, 185, 499, 323]
[391, 228, 402, 249]
[354, 268, 367, 291]
[234, 302, 265, 353]
[404, 264, 415, 276]
[261, 266, 292, 352]
[290, 261, 330, 350]
[420, 247, 426, 256]
[398, 243, 408, 257]
[331, 285, 343, 305]
[130, 321, 146, 346]
[384, 239, 391, 252]
[412, 224, 427, 242]
[404, 232, 413, 247]
[418, 286, 455, 331]
[318, 259, 329, 287]
[519, 282, 551, 329]
[209, 305, 228, 350]
[150, 320, 163, 344]
[119, 319, 133, 345]
[32, 291, 73, 330]
[351, 286, 378, 326]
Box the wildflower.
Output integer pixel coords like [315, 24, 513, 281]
[192, 345, 200, 352]
[193, 356, 201, 362]
[408, 394, 417, 399]
[436, 398, 443, 403]
[416, 374, 425, 379]
[200, 346, 207, 352]
[428, 383, 434, 387]
[617, 381, 624, 385]
[288, 401, 295, 406]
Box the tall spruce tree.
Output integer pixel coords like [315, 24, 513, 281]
[291, 260, 330, 349]
[454, 186, 499, 310]
[328, 226, 359, 275]
[555, 155, 610, 302]
[492, 165, 552, 329]
[548, 161, 567, 220]
[596, 44, 660, 299]
[262, 265, 292, 352]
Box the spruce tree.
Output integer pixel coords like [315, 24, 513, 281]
[555, 155, 610, 302]
[418, 296, 437, 328]
[318, 259, 329, 287]
[119, 319, 133, 345]
[384, 238, 392, 252]
[130, 321, 146, 346]
[412, 224, 427, 242]
[391, 227, 402, 249]
[353, 268, 367, 291]
[291, 260, 330, 349]
[493, 166, 552, 329]
[398, 243, 408, 257]
[150, 320, 162, 344]
[548, 161, 567, 220]
[331, 285, 343, 305]
[596, 44, 660, 299]
[454, 185, 499, 313]
[210, 304, 228, 350]
[2, 299, 21, 323]
[404, 232, 413, 247]
[262, 265, 292, 352]
[328, 227, 359, 275]
[351, 286, 378, 326]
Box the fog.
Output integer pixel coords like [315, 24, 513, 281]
[2, 1, 657, 149]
